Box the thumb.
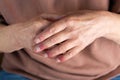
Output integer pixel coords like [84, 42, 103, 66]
[30, 16, 51, 33]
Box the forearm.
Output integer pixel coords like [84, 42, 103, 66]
[0, 24, 22, 53]
[0, 14, 6, 52]
[0, 24, 5, 53]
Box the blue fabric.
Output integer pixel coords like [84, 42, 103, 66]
[0, 70, 120, 80]
[112, 75, 120, 80]
[0, 70, 30, 80]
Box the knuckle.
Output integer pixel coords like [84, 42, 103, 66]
[48, 27, 56, 33]
[68, 20, 75, 26]
[32, 19, 48, 28]
[33, 21, 42, 28]
[79, 39, 86, 46]
[31, 21, 41, 33]
[64, 27, 74, 33]
[77, 42, 84, 48]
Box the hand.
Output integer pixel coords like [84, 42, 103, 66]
[0, 16, 50, 53]
[25, 13, 65, 55]
[34, 11, 112, 62]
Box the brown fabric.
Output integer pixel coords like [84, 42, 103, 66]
[0, 53, 3, 70]
[111, 0, 120, 13]
[0, 0, 120, 80]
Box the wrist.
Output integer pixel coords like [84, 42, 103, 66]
[9, 24, 24, 51]
[0, 25, 23, 53]
[103, 12, 120, 44]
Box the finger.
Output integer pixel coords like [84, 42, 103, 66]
[34, 21, 66, 44]
[27, 17, 51, 36]
[30, 19, 51, 46]
[45, 39, 77, 58]
[34, 30, 69, 52]
[56, 36, 97, 62]
[57, 44, 86, 62]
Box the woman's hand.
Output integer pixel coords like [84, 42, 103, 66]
[34, 11, 113, 62]
[0, 17, 50, 53]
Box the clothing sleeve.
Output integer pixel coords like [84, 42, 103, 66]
[110, 0, 120, 13]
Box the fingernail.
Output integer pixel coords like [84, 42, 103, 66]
[56, 58, 61, 63]
[43, 53, 48, 58]
[34, 46, 41, 53]
[35, 38, 41, 44]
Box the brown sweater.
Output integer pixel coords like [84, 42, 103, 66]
[0, 0, 120, 80]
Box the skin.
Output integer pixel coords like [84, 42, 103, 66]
[0, 10, 120, 63]
[0, 16, 50, 53]
[0, 14, 64, 53]
[34, 10, 120, 62]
